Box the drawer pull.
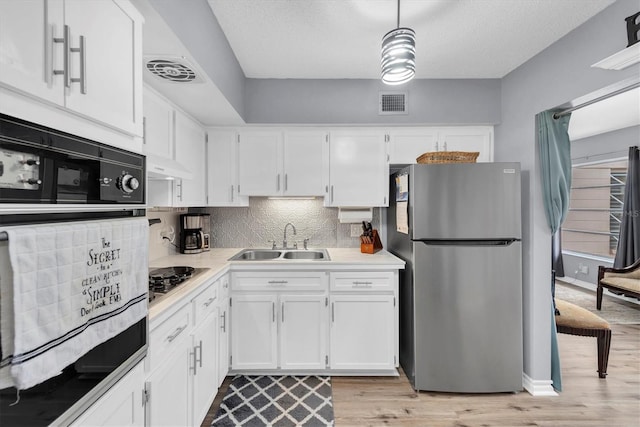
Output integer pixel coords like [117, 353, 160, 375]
[166, 324, 187, 342]
[268, 280, 288, 285]
[352, 281, 373, 287]
[220, 311, 226, 332]
[204, 297, 215, 307]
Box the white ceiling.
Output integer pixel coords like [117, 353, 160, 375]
[207, 0, 615, 79]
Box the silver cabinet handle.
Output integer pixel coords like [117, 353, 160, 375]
[352, 281, 373, 287]
[272, 302, 275, 322]
[220, 311, 226, 332]
[231, 185, 234, 202]
[331, 302, 335, 323]
[197, 340, 203, 368]
[166, 324, 187, 342]
[331, 185, 334, 203]
[267, 280, 288, 285]
[281, 302, 285, 323]
[204, 297, 215, 307]
[190, 347, 197, 375]
[176, 181, 182, 200]
[52, 25, 69, 85]
[69, 34, 86, 94]
[276, 174, 280, 192]
[284, 174, 288, 192]
[443, 141, 447, 151]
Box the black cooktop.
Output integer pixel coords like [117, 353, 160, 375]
[149, 266, 195, 294]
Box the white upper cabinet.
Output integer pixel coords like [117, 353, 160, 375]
[0, 0, 143, 138]
[237, 131, 282, 196]
[237, 130, 326, 197]
[326, 130, 388, 207]
[388, 126, 494, 164]
[173, 110, 207, 207]
[437, 127, 493, 162]
[207, 129, 248, 206]
[282, 130, 326, 196]
[143, 88, 173, 160]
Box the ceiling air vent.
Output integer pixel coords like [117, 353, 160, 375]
[379, 91, 408, 115]
[145, 57, 204, 83]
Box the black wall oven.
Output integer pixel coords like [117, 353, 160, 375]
[0, 113, 148, 426]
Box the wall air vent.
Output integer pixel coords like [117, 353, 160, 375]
[379, 91, 408, 115]
[145, 57, 204, 83]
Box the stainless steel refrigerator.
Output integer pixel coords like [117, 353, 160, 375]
[387, 163, 523, 393]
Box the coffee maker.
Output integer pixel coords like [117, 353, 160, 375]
[179, 214, 206, 254]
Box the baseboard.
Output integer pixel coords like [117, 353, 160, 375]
[522, 373, 558, 396]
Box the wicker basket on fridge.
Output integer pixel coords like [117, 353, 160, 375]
[416, 151, 479, 164]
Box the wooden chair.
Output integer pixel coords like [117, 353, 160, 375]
[597, 258, 640, 310]
[554, 298, 611, 378]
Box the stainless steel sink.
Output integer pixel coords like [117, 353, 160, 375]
[230, 249, 282, 260]
[229, 248, 330, 261]
[282, 250, 327, 260]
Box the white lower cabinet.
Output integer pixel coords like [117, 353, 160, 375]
[329, 271, 398, 372]
[329, 294, 396, 371]
[230, 272, 328, 372]
[69, 361, 145, 427]
[217, 295, 230, 386]
[146, 276, 227, 427]
[230, 294, 279, 370]
[279, 294, 328, 370]
[192, 308, 219, 426]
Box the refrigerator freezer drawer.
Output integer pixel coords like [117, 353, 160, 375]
[413, 241, 523, 392]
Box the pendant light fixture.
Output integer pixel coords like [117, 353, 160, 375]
[381, 0, 416, 85]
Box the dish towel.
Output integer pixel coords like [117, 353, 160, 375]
[0, 217, 148, 390]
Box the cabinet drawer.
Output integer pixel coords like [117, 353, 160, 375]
[193, 280, 218, 324]
[330, 271, 395, 292]
[232, 272, 326, 291]
[149, 304, 191, 373]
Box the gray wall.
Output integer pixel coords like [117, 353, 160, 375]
[245, 78, 501, 125]
[571, 125, 639, 164]
[495, 0, 640, 386]
[150, 0, 246, 118]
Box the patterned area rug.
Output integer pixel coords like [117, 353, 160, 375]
[212, 375, 334, 427]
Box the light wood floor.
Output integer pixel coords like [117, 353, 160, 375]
[203, 323, 640, 427]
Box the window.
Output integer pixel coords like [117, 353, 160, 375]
[562, 159, 628, 259]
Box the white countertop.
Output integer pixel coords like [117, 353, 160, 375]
[148, 248, 405, 323]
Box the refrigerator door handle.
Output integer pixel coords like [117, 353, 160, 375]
[416, 239, 520, 247]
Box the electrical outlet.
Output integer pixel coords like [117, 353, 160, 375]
[578, 264, 589, 275]
[350, 224, 362, 237]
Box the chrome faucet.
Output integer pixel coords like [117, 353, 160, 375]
[283, 222, 296, 249]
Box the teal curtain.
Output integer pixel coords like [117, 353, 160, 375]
[537, 109, 572, 392]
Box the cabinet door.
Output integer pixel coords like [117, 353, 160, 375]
[217, 297, 230, 387]
[143, 88, 173, 159]
[328, 130, 388, 207]
[173, 110, 207, 206]
[237, 131, 282, 196]
[207, 129, 248, 206]
[283, 131, 325, 196]
[69, 362, 144, 427]
[230, 294, 278, 370]
[330, 294, 395, 370]
[388, 128, 438, 164]
[63, 0, 141, 135]
[147, 345, 191, 427]
[279, 294, 327, 370]
[0, 0, 64, 105]
[438, 127, 493, 162]
[192, 312, 219, 427]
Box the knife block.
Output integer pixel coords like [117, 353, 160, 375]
[361, 229, 383, 254]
